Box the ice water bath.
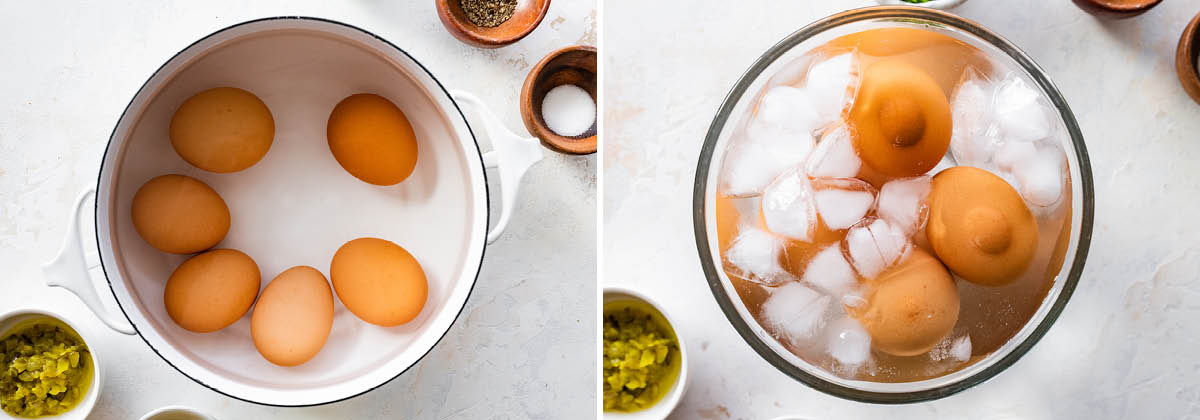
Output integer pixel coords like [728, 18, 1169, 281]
[716, 27, 1073, 383]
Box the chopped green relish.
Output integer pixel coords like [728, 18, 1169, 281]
[1, 321, 92, 418]
[602, 301, 680, 412]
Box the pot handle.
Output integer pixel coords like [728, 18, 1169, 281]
[451, 90, 545, 244]
[41, 187, 137, 335]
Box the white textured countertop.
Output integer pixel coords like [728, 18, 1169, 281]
[0, 1, 595, 419]
[604, 1, 1200, 419]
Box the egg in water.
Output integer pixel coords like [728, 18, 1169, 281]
[170, 87, 275, 173]
[854, 249, 960, 356]
[164, 249, 261, 333]
[926, 166, 1038, 286]
[330, 237, 428, 326]
[131, 174, 230, 254]
[849, 60, 952, 178]
[326, 94, 419, 186]
[251, 266, 334, 367]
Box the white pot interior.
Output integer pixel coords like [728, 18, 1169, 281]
[94, 18, 487, 406]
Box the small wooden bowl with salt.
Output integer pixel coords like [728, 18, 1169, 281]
[436, 0, 551, 48]
[521, 45, 597, 155]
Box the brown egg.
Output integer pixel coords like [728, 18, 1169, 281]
[164, 249, 261, 333]
[330, 237, 428, 326]
[821, 27, 994, 95]
[131, 174, 230, 254]
[170, 87, 275, 173]
[327, 94, 419, 186]
[251, 266, 334, 367]
[855, 248, 959, 356]
[849, 60, 952, 177]
[926, 166, 1038, 286]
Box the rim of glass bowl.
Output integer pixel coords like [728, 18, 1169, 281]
[691, 6, 1094, 404]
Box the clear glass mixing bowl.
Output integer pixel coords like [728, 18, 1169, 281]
[692, 6, 1094, 403]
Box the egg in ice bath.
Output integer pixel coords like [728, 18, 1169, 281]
[327, 94, 419, 186]
[854, 249, 960, 356]
[926, 166, 1038, 286]
[252, 266, 335, 367]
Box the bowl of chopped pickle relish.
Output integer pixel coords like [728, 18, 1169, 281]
[0, 310, 100, 420]
[602, 287, 688, 419]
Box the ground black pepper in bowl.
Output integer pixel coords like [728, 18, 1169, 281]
[460, 0, 517, 28]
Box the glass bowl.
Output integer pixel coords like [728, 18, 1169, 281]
[691, 6, 1094, 404]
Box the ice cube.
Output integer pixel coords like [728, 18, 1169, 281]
[843, 223, 885, 280]
[952, 127, 1003, 168]
[726, 226, 793, 286]
[952, 77, 990, 121]
[761, 168, 818, 242]
[842, 291, 867, 309]
[1012, 146, 1065, 207]
[754, 85, 823, 137]
[949, 72, 1001, 167]
[994, 140, 1037, 172]
[767, 55, 815, 89]
[721, 128, 815, 197]
[950, 335, 972, 362]
[930, 334, 972, 363]
[871, 219, 910, 266]
[876, 176, 932, 235]
[843, 218, 912, 279]
[826, 317, 871, 366]
[994, 76, 1051, 143]
[805, 53, 858, 125]
[805, 125, 861, 179]
[812, 177, 876, 231]
[801, 244, 858, 298]
[761, 282, 830, 344]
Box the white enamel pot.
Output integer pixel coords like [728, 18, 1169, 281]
[39, 17, 545, 407]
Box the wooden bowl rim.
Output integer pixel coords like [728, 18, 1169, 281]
[1074, 0, 1162, 13]
[1177, 11, 1200, 104]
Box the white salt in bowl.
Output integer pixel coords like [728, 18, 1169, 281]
[693, 6, 1093, 404]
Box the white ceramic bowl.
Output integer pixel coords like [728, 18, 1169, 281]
[602, 287, 689, 420]
[138, 406, 216, 420]
[40, 17, 546, 407]
[0, 309, 101, 420]
[874, 0, 967, 9]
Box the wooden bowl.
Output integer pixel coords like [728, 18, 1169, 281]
[1178, 11, 1200, 105]
[1071, 0, 1162, 18]
[436, 0, 550, 48]
[520, 45, 597, 155]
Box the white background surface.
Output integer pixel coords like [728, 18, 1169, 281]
[604, 1, 1200, 419]
[0, 1, 595, 419]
